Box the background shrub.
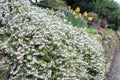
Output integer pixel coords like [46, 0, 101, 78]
[66, 0, 120, 31]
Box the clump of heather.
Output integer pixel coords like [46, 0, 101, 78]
[0, 0, 105, 80]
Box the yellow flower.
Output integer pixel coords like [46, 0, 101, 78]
[83, 11, 88, 17]
[79, 13, 82, 18]
[88, 17, 93, 21]
[68, 6, 71, 11]
[74, 15, 79, 19]
[70, 9, 73, 13]
[72, 11, 76, 15]
[75, 7, 80, 12]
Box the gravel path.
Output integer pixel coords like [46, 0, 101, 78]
[104, 46, 120, 80]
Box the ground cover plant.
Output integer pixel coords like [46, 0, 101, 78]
[0, 0, 105, 80]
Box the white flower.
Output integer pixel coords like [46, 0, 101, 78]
[0, 0, 105, 80]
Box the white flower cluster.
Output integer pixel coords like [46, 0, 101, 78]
[0, 0, 105, 80]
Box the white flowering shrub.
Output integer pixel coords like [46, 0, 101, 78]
[0, 0, 105, 80]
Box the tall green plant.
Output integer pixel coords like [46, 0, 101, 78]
[92, 0, 104, 16]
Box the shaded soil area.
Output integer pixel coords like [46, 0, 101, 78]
[104, 46, 120, 80]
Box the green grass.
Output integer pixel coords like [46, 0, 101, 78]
[86, 28, 97, 34]
[107, 28, 116, 35]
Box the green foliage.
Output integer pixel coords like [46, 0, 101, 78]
[107, 28, 116, 35]
[65, 7, 88, 28]
[86, 28, 97, 34]
[92, 0, 104, 15]
[66, 14, 87, 28]
[30, 0, 66, 11]
[44, 0, 65, 8]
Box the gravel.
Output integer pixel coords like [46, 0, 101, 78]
[104, 46, 120, 80]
